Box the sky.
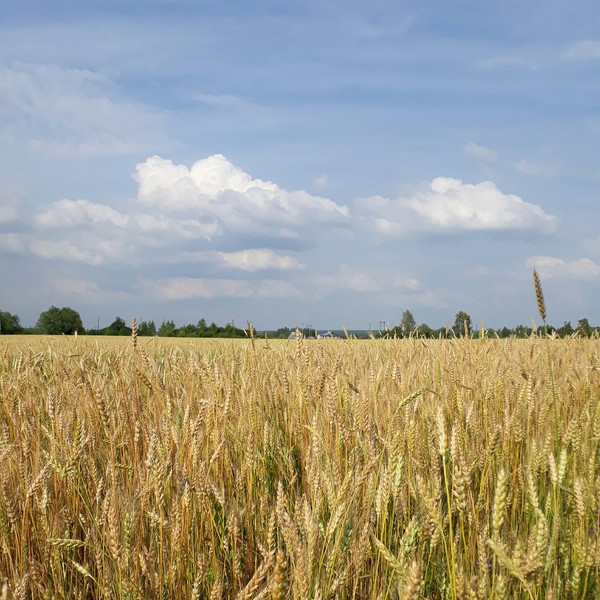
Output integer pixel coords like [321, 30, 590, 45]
[1, 0, 599, 331]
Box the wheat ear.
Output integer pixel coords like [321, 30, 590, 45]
[533, 270, 546, 323]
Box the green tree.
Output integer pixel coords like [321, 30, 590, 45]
[197, 318, 208, 337]
[416, 323, 433, 338]
[37, 306, 83, 335]
[578, 318, 592, 337]
[400, 309, 416, 337]
[558, 321, 574, 338]
[274, 327, 292, 339]
[105, 317, 130, 336]
[0, 310, 22, 334]
[138, 320, 156, 336]
[177, 324, 199, 337]
[158, 320, 177, 337]
[453, 311, 472, 337]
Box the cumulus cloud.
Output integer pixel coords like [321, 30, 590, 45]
[133, 154, 349, 234]
[357, 177, 556, 237]
[140, 277, 301, 300]
[16, 154, 342, 270]
[526, 256, 600, 280]
[465, 142, 497, 162]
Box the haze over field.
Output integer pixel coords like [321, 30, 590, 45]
[1, 0, 599, 330]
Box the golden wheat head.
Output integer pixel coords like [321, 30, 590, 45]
[533, 269, 546, 323]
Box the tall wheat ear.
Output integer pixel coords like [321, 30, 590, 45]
[131, 316, 138, 349]
[533, 269, 547, 324]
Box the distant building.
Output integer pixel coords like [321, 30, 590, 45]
[317, 331, 338, 339]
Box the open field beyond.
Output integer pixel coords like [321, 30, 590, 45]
[1, 335, 599, 599]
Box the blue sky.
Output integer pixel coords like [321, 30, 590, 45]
[1, 0, 599, 331]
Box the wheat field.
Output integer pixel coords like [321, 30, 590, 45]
[0, 334, 599, 599]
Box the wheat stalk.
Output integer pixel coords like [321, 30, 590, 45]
[533, 269, 547, 324]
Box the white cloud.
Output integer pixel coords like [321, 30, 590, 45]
[564, 41, 600, 61]
[357, 177, 556, 237]
[163, 249, 305, 271]
[8, 154, 347, 280]
[35, 199, 129, 228]
[0, 63, 168, 157]
[465, 142, 497, 162]
[215, 249, 305, 271]
[132, 214, 221, 241]
[30, 238, 125, 266]
[133, 154, 349, 234]
[526, 256, 600, 280]
[140, 277, 301, 300]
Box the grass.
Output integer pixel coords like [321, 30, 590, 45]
[0, 333, 599, 598]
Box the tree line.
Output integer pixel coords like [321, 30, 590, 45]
[0, 305, 598, 338]
[388, 309, 599, 339]
[0, 307, 247, 338]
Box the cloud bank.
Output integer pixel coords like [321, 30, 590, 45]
[526, 256, 600, 280]
[357, 177, 556, 237]
[0, 154, 564, 315]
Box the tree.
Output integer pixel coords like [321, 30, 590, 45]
[453, 311, 472, 337]
[416, 323, 433, 338]
[558, 321, 574, 338]
[197, 318, 208, 337]
[578, 318, 592, 337]
[37, 306, 83, 335]
[400, 309, 416, 337]
[158, 320, 177, 337]
[105, 317, 130, 336]
[0, 310, 22, 334]
[138, 320, 156, 336]
[500, 326, 511, 339]
[274, 327, 292, 339]
[177, 324, 199, 337]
